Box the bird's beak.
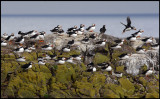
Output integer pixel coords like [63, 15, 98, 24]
[134, 28, 136, 30]
[141, 30, 144, 32]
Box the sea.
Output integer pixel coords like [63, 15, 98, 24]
[1, 14, 159, 38]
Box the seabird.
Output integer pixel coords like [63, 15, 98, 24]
[87, 62, 94, 68]
[79, 24, 85, 31]
[39, 31, 46, 42]
[71, 55, 82, 61]
[16, 57, 26, 62]
[38, 60, 46, 65]
[55, 57, 66, 64]
[28, 30, 37, 37]
[101, 66, 112, 73]
[100, 25, 106, 34]
[96, 39, 107, 47]
[21, 62, 33, 69]
[121, 16, 136, 33]
[81, 36, 90, 44]
[5, 33, 15, 44]
[41, 43, 53, 51]
[136, 47, 146, 54]
[145, 67, 154, 77]
[67, 40, 74, 46]
[97, 62, 109, 68]
[1, 40, 7, 47]
[131, 29, 144, 38]
[150, 43, 159, 50]
[86, 24, 96, 32]
[18, 31, 29, 37]
[2, 33, 8, 39]
[50, 25, 61, 33]
[118, 53, 131, 60]
[114, 39, 125, 45]
[24, 46, 32, 53]
[141, 37, 153, 44]
[68, 31, 78, 37]
[14, 46, 24, 53]
[86, 66, 96, 72]
[15, 36, 24, 45]
[126, 35, 137, 42]
[62, 45, 71, 52]
[66, 57, 74, 64]
[67, 25, 78, 32]
[110, 43, 122, 49]
[89, 33, 97, 39]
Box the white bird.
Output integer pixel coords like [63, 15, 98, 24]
[16, 57, 26, 62]
[2, 33, 8, 39]
[145, 67, 154, 77]
[1, 40, 7, 47]
[38, 60, 46, 65]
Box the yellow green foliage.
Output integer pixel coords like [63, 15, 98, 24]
[18, 88, 37, 98]
[103, 89, 120, 98]
[139, 77, 147, 87]
[116, 66, 124, 73]
[93, 53, 110, 64]
[145, 91, 159, 98]
[118, 78, 135, 95]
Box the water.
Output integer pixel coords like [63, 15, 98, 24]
[1, 14, 159, 38]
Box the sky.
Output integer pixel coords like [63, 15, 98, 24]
[1, 1, 159, 15]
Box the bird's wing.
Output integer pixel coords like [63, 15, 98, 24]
[127, 16, 131, 26]
[120, 22, 126, 27]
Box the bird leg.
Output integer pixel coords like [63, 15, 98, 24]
[136, 36, 141, 38]
[89, 30, 93, 32]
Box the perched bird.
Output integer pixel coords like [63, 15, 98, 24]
[97, 62, 109, 68]
[30, 33, 40, 41]
[114, 39, 125, 45]
[81, 36, 90, 44]
[2, 33, 8, 39]
[86, 24, 96, 32]
[38, 60, 46, 65]
[89, 33, 97, 39]
[14, 46, 24, 53]
[110, 43, 122, 49]
[41, 43, 53, 51]
[16, 57, 26, 62]
[96, 39, 107, 47]
[67, 25, 78, 32]
[100, 25, 106, 34]
[77, 28, 84, 35]
[118, 53, 131, 60]
[66, 57, 74, 64]
[86, 66, 96, 72]
[21, 62, 33, 70]
[24, 46, 32, 53]
[136, 47, 146, 54]
[50, 25, 61, 33]
[55, 57, 66, 64]
[62, 45, 71, 52]
[15, 36, 24, 45]
[28, 30, 37, 37]
[1, 40, 7, 47]
[141, 37, 153, 44]
[18, 31, 29, 37]
[121, 16, 136, 33]
[67, 40, 74, 46]
[145, 67, 154, 77]
[101, 66, 112, 73]
[45, 54, 57, 60]
[131, 29, 144, 38]
[39, 31, 46, 42]
[150, 43, 159, 50]
[126, 35, 137, 42]
[5, 33, 15, 44]
[68, 31, 78, 37]
[71, 55, 82, 61]
[87, 62, 94, 68]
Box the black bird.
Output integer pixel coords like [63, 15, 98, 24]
[50, 25, 61, 32]
[89, 34, 97, 39]
[67, 40, 74, 46]
[121, 16, 136, 33]
[81, 36, 90, 44]
[87, 62, 94, 67]
[97, 62, 109, 68]
[18, 31, 29, 37]
[15, 36, 24, 44]
[67, 25, 77, 32]
[21, 62, 33, 70]
[100, 25, 106, 34]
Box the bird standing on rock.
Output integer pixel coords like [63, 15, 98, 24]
[121, 16, 136, 33]
[100, 25, 106, 34]
[86, 24, 96, 32]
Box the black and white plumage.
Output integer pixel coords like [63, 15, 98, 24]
[15, 36, 24, 44]
[145, 67, 154, 77]
[67, 25, 78, 32]
[118, 53, 131, 60]
[14, 46, 24, 53]
[50, 25, 61, 32]
[79, 24, 85, 31]
[71, 55, 82, 61]
[45, 54, 57, 60]
[62, 45, 71, 52]
[110, 43, 122, 49]
[151, 43, 159, 50]
[5, 33, 15, 41]
[18, 31, 29, 37]
[16, 57, 26, 62]
[131, 29, 144, 38]
[77, 28, 84, 35]
[86, 66, 96, 72]
[89, 33, 97, 39]
[141, 37, 153, 43]
[30, 33, 40, 40]
[55, 57, 66, 64]
[38, 60, 46, 65]
[97, 62, 109, 68]
[81, 37, 90, 44]
[66, 57, 74, 64]
[100, 25, 106, 34]
[87, 62, 94, 67]
[1, 40, 7, 47]
[24, 46, 32, 53]
[67, 40, 74, 46]
[21, 62, 33, 69]
[2, 33, 8, 39]
[136, 47, 146, 54]
[86, 24, 96, 32]
[114, 39, 125, 45]
[39, 31, 46, 40]
[68, 31, 78, 37]
[41, 43, 53, 51]
[28, 30, 37, 37]
[126, 35, 137, 42]
[96, 39, 107, 46]
[101, 66, 112, 72]
[121, 16, 136, 33]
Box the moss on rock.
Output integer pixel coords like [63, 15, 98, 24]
[93, 53, 110, 64]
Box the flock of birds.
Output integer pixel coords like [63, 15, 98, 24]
[1, 16, 159, 78]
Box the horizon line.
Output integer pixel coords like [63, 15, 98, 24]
[1, 13, 159, 17]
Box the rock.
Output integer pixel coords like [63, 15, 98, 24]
[118, 78, 135, 95]
[18, 88, 37, 98]
[93, 53, 110, 64]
